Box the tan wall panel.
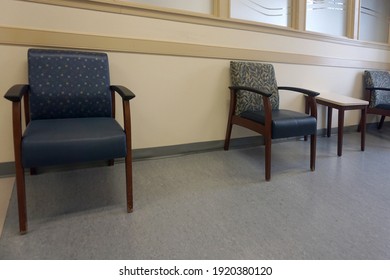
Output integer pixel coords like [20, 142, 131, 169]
[1, 26, 389, 70]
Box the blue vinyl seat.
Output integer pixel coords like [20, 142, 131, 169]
[4, 49, 136, 234]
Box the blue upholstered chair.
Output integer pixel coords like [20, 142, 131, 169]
[224, 61, 319, 181]
[4, 49, 135, 234]
[363, 70, 390, 129]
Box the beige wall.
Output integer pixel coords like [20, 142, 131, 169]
[1, 0, 389, 164]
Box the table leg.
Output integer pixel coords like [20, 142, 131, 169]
[361, 107, 366, 151]
[337, 109, 345, 156]
[327, 107, 332, 137]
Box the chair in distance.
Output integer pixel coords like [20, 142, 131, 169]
[4, 48, 136, 234]
[224, 61, 319, 181]
[363, 70, 390, 129]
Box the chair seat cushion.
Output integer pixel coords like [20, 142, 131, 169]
[22, 117, 126, 168]
[240, 109, 317, 139]
[376, 104, 390, 110]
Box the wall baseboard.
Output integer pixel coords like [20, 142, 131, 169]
[0, 135, 264, 177]
[0, 162, 17, 178]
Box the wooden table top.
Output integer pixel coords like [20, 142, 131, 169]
[316, 93, 369, 106]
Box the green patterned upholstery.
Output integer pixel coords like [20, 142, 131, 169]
[364, 70, 390, 108]
[230, 61, 279, 115]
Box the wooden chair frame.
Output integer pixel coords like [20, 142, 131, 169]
[224, 85, 318, 181]
[5, 84, 135, 234]
[364, 87, 390, 129]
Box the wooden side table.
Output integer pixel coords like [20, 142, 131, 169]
[305, 93, 368, 156]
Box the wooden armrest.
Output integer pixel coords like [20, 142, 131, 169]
[4, 84, 29, 102]
[278, 86, 320, 97]
[110, 85, 136, 101]
[229, 86, 272, 98]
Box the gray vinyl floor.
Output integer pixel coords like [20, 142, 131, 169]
[0, 126, 390, 260]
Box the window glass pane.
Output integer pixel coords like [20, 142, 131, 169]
[306, 0, 348, 37]
[117, 0, 213, 14]
[230, 0, 292, 27]
[359, 0, 390, 43]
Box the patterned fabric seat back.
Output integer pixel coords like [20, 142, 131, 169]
[364, 70, 390, 108]
[230, 61, 279, 116]
[28, 49, 112, 120]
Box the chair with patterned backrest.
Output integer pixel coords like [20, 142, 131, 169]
[363, 70, 390, 129]
[4, 48, 136, 234]
[224, 61, 319, 181]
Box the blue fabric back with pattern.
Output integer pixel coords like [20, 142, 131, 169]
[28, 49, 112, 120]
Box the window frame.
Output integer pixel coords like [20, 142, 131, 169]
[305, 0, 352, 37]
[229, 0, 293, 28]
[20, 0, 390, 49]
[358, 0, 390, 44]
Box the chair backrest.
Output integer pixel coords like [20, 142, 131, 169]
[28, 48, 112, 120]
[363, 70, 390, 108]
[230, 61, 279, 115]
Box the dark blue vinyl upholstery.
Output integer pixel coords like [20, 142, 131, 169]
[240, 109, 317, 139]
[22, 118, 126, 168]
[376, 104, 390, 110]
[23, 49, 126, 168]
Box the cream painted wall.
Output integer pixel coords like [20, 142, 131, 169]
[0, 0, 389, 164]
[0, 45, 29, 163]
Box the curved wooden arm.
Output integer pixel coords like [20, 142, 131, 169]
[4, 84, 31, 125]
[229, 86, 272, 97]
[4, 84, 29, 102]
[110, 85, 136, 101]
[278, 86, 320, 97]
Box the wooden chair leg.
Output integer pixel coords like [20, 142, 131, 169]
[224, 115, 233, 151]
[125, 154, 133, 213]
[15, 165, 27, 234]
[310, 134, 316, 171]
[224, 90, 236, 151]
[11, 101, 28, 234]
[378, 116, 385, 129]
[264, 137, 271, 181]
[123, 100, 133, 213]
[223, 123, 233, 151]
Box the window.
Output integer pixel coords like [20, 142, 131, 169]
[20, 0, 390, 47]
[116, 0, 214, 15]
[359, 0, 390, 44]
[306, 0, 348, 37]
[230, 0, 292, 27]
